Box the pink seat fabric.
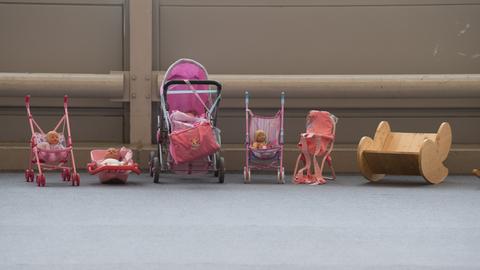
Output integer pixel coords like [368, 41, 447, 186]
[33, 132, 69, 164]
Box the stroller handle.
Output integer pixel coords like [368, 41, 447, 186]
[163, 80, 222, 98]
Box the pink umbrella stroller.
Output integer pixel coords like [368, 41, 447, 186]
[293, 110, 337, 185]
[24, 95, 80, 187]
[87, 147, 141, 183]
[149, 58, 225, 183]
[244, 91, 285, 184]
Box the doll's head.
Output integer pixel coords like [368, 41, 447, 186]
[46, 131, 60, 145]
[254, 130, 267, 143]
[104, 148, 121, 160]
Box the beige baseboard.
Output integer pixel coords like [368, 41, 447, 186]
[1, 143, 478, 174]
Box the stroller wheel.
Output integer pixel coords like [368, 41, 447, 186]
[149, 151, 156, 177]
[214, 155, 220, 177]
[153, 156, 160, 184]
[71, 173, 80, 186]
[218, 157, 225, 184]
[36, 174, 46, 187]
[277, 167, 285, 184]
[243, 167, 251, 184]
[62, 168, 71, 182]
[25, 169, 34, 182]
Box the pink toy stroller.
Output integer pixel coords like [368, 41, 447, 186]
[149, 58, 225, 183]
[293, 110, 337, 185]
[244, 91, 285, 183]
[87, 147, 141, 183]
[24, 95, 80, 186]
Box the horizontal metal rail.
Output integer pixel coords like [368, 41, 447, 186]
[203, 74, 480, 99]
[0, 73, 124, 98]
[1, 72, 480, 99]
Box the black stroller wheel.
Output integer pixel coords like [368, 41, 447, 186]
[214, 155, 220, 177]
[153, 156, 160, 184]
[218, 157, 225, 183]
[149, 151, 156, 177]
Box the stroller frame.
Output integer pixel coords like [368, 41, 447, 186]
[150, 60, 225, 183]
[25, 95, 80, 186]
[244, 91, 285, 184]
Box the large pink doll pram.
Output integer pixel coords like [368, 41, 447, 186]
[24, 95, 80, 187]
[243, 91, 285, 184]
[87, 147, 141, 183]
[149, 58, 225, 183]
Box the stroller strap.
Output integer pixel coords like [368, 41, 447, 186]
[184, 80, 220, 119]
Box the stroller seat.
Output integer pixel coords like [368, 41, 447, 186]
[32, 132, 70, 164]
[169, 110, 207, 132]
[249, 146, 282, 160]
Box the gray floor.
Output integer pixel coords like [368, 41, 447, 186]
[0, 172, 479, 270]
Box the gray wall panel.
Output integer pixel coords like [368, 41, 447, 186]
[0, 113, 124, 143]
[157, 1, 480, 74]
[0, 2, 125, 73]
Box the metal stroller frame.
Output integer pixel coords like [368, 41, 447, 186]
[24, 95, 80, 186]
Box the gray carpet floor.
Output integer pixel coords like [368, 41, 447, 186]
[0, 172, 479, 270]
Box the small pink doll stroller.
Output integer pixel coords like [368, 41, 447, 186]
[293, 110, 337, 185]
[87, 147, 141, 183]
[24, 95, 80, 186]
[149, 58, 225, 183]
[244, 91, 285, 183]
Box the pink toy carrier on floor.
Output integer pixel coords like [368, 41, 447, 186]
[24, 95, 80, 187]
[149, 58, 225, 184]
[293, 110, 337, 185]
[243, 91, 285, 183]
[87, 147, 140, 183]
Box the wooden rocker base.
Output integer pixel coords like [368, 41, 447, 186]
[473, 169, 480, 178]
[357, 121, 452, 184]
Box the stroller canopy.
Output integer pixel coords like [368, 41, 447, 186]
[161, 58, 210, 116]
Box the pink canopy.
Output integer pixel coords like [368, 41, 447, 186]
[161, 59, 210, 116]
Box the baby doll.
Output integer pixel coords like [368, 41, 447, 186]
[37, 131, 63, 150]
[252, 129, 268, 149]
[100, 148, 125, 166]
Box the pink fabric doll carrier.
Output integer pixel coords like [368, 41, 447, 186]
[24, 95, 80, 187]
[243, 91, 285, 183]
[149, 58, 225, 184]
[293, 110, 338, 185]
[87, 147, 140, 183]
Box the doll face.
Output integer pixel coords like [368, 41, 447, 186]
[46, 131, 60, 145]
[255, 130, 266, 143]
[104, 148, 121, 160]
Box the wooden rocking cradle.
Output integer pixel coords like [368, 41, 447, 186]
[357, 121, 452, 184]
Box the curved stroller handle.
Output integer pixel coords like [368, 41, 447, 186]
[87, 162, 141, 175]
[163, 80, 222, 98]
[25, 95, 31, 104]
[64, 95, 68, 106]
